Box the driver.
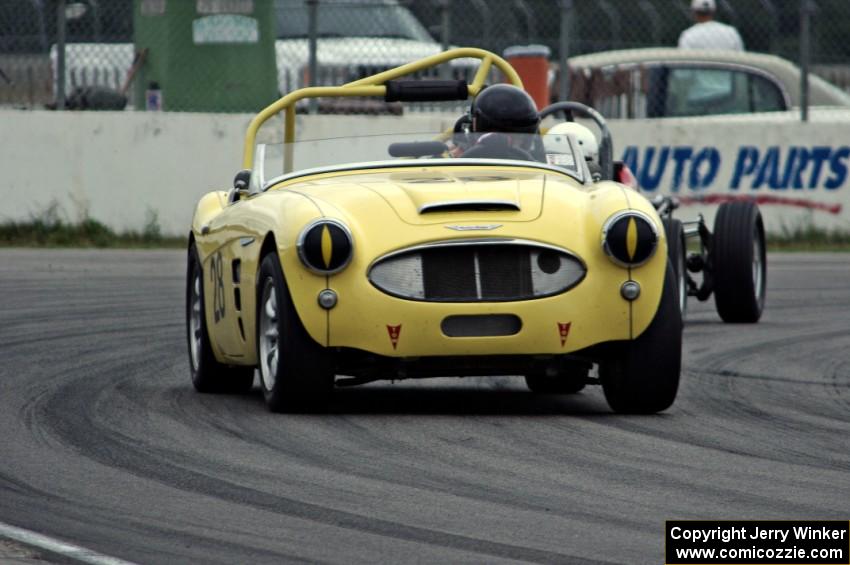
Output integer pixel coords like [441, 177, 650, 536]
[544, 121, 602, 181]
[455, 84, 542, 160]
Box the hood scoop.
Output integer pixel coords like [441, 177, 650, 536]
[419, 200, 521, 214]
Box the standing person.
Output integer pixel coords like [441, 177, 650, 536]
[678, 0, 744, 51]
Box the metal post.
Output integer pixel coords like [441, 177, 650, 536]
[56, 0, 66, 110]
[559, 0, 572, 102]
[800, 0, 813, 122]
[307, 0, 318, 114]
[439, 0, 451, 52]
[90, 0, 102, 42]
[27, 0, 48, 53]
[439, 0, 451, 79]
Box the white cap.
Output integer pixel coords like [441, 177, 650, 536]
[691, 0, 716, 12]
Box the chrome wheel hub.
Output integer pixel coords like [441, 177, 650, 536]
[189, 270, 202, 370]
[753, 231, 764, 302]
[259, 279, 279, 391]
[677, 248, 687, 315]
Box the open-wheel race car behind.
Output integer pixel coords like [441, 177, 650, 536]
[187, 48, 691, 414]
[535, 102, 767, 324]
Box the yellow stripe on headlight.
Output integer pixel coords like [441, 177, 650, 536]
[626, 217, 638, 261]
[321, 225, 333, 268]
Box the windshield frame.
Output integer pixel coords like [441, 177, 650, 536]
[259, 158, 587, 193]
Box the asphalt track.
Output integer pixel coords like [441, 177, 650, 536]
[0, 249, 847, 564]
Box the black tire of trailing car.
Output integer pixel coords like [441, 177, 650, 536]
[663, 218, 688, 319]
[712, 201, 767, 323]
[186, 243, 255, 394]
[256, 251, 333, 413]
[600, 260, 682, 414]
[524, 370, 587, 394]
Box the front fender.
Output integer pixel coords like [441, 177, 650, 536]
[191, 191, 228, 252]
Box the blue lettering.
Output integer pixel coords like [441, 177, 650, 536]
[689, 147, 720, 190]
[774, 147, 802, 190]
[754, 146, 780, 189]
[731, 146, 759, 190]
[808, 147, 832, 188]
[768, 147, 794, 189]
[826, 147, 850, 190]
[670, 147, 692, 193]
[639, 146, 670, 191]
[622, 145, 847, 191]
[791, 147, 811, 189]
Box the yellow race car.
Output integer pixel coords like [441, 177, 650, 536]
[186, 48, 682, 414]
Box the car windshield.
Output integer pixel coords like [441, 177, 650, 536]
[253, 132, 586, 190]
[275, 1, 433, 42]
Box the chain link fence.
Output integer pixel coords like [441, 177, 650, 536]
[1, 0, 849, 115]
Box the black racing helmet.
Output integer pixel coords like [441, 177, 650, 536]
[471, 84, 540, 134]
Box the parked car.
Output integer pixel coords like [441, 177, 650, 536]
[562, 48, 850, 119]
[274, 0, 468, 94]
[50, 0, 474, 110]
[540, 101, 767, 322]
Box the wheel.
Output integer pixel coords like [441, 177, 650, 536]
[256, 251, 333, 413]
[186, 243, 254, 393]
[525, 366, 587, 394]
[662, 218, 688, 318]
[712, 201, 766, 323]
[600, 261, 682, 414]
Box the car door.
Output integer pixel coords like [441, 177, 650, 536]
[204, 195, 258, 360]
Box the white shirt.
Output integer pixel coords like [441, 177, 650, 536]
[678, 21, 745, 51]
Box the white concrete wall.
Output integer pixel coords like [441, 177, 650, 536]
[607, 115, 850, 233]
[2, 109, 849, 236]
[3, 110, 247, 236]
[0, 110, 454, 236]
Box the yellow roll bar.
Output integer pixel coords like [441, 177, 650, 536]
[242, 47, 524, 172]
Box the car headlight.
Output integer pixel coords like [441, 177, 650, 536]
[297, 219, 353, 274]
[601, 211, 658, 267]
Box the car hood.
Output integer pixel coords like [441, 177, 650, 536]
[278, 166, 550, 225]
[260, 165, 639, 279]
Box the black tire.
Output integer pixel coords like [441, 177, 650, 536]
[256, 252, 333, 413]
[712, 201, 766, 323]
[600, 261, 682, 414]
[525, 367, 587, 394]
[663, 218, 688, 318]
[186, 243, 254, 394]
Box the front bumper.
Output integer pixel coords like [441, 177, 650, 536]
[285, 247, 667, 357]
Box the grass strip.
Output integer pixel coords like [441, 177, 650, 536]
[0, 204, 185, 248]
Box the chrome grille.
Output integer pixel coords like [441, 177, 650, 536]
[368, 240, 585, 302]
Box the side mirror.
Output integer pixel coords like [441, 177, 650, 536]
[233, 169, 251, 196]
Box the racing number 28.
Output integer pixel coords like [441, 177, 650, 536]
[210, 252, 226, 323]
